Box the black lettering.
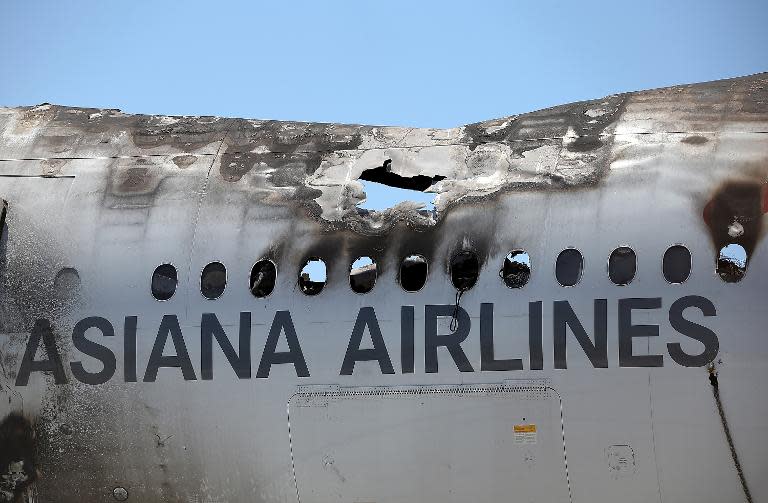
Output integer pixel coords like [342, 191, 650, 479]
[480, 303, 522, 371]
[668, 296, 719, 367]
[554, 300, 608, 369]
[70, 317, 116, 385]
[529, 301, 543, 370]
[618, 297, 663, 367]
[143, 315, 196, 382]
[401, 306, 415, 374]
[124, 316, 137, 383]
[256, 311, 309, 378]
[424, 304, 473, 373]
[15, 319, 67, 386]
[201, 312, 251, 380]
[341, 307, 394, 375]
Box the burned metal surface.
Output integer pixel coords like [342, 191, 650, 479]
[0, 73, 766, 503]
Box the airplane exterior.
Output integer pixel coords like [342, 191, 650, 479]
[0, 73, 766, 503]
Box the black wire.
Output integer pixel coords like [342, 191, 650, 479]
[710, 370, 753, 503]
[449, 290, 463, 332]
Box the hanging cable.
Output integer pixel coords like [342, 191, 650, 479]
[709, 365, 753, 503]
[449, 290, 463, 332]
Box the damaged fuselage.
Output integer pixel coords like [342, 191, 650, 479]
[0, 73, 767, 503]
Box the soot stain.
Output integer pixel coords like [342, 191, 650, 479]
[681, 135, 709, 145]
[703, 180, 766, 263]
[566, 135, 603, 152]
[0, 412, 36, 503]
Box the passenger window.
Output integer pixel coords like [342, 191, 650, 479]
[608, 246, 636, 285]
[250, 259, 276, 298]
[662, 245, 691, 284]
[556, 248, 583, 287]
[201, 262, 226, 299]
[152, 264, 177, 301]
[717, 243, 747, 283]
[501, 250, 531, 288]
[450, 251, 480, 291]
[299, 258, 326, 295]
[350, 256, 377, 294]
[399, 254, 428, 292]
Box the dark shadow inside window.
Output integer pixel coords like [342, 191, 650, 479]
[350, 256, 377, 294]
[556, 248, 583, 287]
[608, 246, 636, 285]
[450, 251, 480, 291]
[662, 245, 691, 284]
[201, 262, 226, 299]
[152, 264, 177, 301]
[250, 260, 276, 298]
[399, 254, 428, 292]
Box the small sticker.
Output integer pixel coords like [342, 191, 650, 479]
[514, 424, 537, 444]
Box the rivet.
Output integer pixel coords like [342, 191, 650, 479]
[113, 487, 128, 501]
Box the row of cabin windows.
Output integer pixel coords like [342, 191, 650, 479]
[149, 243, 746, 301]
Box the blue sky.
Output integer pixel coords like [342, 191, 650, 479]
[1, 0, 766, 128]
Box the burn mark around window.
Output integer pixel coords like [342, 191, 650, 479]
[703, 180, 766, 279]
[450, 251, 480, 292]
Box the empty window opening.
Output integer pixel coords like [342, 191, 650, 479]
[250, 259, 277, 298]
[399, 254, 428, 292]
[663, 245, 691, 284]
[608, 246, 636, 286]
[556, 248, 583, 287]
[201, 262, 226, 300]
[451, 251, 480, 291]
[501, 250, 531, 288]
[152, 264, 177, 301]
[350, 256, 377, 294]
[357, 160, 442, 212]
[717, 243, 747, 283]
[299, 258, 326, 295]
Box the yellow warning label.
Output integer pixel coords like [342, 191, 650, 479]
[513, 424, 537, 444]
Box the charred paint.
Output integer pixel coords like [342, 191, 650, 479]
[0, 413, 36, 503]
[703, 180, 767, 266]
[566, 135, 603, 152]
